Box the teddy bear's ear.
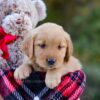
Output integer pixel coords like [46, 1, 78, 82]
[0, 0, 8, 25]
[0, 0, 17, 25]
[0, 9, 4, 25]
[32, 0, 47, 21]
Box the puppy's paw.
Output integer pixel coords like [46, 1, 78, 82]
[14, 65, 32, 80]
[45, 74, 61, 89]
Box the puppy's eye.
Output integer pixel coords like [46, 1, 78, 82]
[58, 45, 65, 50]
[39, 44, 46, 49]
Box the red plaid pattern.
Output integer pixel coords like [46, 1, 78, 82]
[0, 68, 86, 100]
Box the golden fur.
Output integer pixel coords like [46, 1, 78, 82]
[14, 23, 82, 89]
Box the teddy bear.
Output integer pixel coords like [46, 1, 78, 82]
[0, 0, 47, 69]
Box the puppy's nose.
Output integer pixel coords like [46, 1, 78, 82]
[46, 58, 56, 66]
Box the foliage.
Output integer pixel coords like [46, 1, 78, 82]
[70, 8, 100, 66]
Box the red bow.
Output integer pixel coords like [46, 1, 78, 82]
[0, 27, 17, 60]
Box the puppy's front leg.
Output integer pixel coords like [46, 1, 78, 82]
[45, 69, 61, 89]
[14, 56, 33, 79]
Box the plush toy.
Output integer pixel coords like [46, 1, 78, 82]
[0, 0, 47, 69]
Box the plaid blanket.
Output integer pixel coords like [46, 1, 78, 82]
[0, 68, 86, 100]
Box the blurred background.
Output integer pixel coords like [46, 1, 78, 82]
[40, 0, 100, 100]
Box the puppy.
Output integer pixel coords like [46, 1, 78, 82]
[14, 23, 82, 89]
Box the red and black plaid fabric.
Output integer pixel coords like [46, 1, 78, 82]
[0, 68, 86, 100]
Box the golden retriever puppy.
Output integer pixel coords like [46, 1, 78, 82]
[14, 23, 82, 89]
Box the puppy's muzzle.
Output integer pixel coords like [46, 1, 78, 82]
[46, 58, 56, 67]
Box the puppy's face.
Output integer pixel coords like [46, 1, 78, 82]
[23, 23, 73, 70]
[34, 32, 67, 70]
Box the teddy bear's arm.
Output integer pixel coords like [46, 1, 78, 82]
[0, 49, 9, 69]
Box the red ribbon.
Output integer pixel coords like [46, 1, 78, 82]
[0, 27, 17, 60]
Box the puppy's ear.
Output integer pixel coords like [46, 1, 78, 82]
[21, 33, 36, 59]
[32, 0, 47, 21]
[64, 33, 73, 62]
